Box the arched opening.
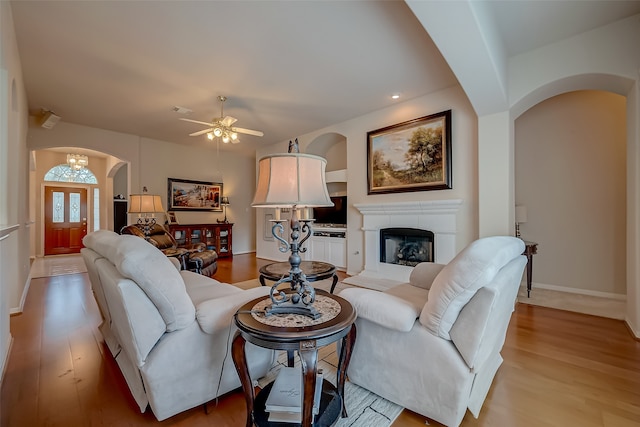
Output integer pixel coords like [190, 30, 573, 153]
[514, 90, 626, 306]
[32, 148, 128, 256]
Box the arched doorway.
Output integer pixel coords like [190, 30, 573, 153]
[42, 163, 98, 255]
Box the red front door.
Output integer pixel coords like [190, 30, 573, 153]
[44, 186, 88, 255]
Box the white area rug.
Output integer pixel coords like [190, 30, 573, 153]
[258, 351, 403, 427]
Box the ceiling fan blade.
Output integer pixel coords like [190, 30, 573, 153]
[232, 127, 264, 137]
[179, 117, 214, 127]
[189, 128, 213, 137]
[221, 116, 238, 127]
[231, 138, 241, 144]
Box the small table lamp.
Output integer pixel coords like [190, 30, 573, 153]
[218, 196, 230, 224]
[128, 187, 165, 240]
[252, 152, 334, 319]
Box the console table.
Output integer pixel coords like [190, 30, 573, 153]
[168, 223, 232, 257]
[232, 290, 356, 427]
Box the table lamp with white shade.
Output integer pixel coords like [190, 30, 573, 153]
[128, 187, 165, 240]
[251, 152, 333, 319]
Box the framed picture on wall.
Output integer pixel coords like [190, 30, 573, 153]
[367, 109, 452, 194]
[167, 178, 223, 211]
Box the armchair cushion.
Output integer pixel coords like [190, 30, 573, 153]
[113, 235, 196, 332]
[340, 288, 419, 332]
[420, 236, 524, 339]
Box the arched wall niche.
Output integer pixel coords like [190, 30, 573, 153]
[307, 132, 347, 172]
[307, 132, 347, 197]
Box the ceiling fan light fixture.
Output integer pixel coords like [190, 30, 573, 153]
[231, 132, 238, 141]
[213, 127, 223, 137]
[207, 132, 214, 140]
[222, 133, 230, 143]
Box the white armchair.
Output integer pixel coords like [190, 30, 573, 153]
[339, 236, 526, 427]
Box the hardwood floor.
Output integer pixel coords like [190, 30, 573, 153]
[2, 253, 639, 426]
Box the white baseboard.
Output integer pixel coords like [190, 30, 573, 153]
[0, 334, 14, 387]
[527, 281, 626, 301]
[10, 268, 33, 315]
[624, 317, 640, 339]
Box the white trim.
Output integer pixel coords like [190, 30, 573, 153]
[527, 281, 626, 301]
[0, 224, 19, 240]
[11, 268, 32, 315]
[624, 318, 640, 339]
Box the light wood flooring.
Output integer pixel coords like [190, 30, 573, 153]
[2, 253, 639, 426]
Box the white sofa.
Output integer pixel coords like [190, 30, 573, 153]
[339, 236, 526, 427]
[81, 230, 275, 421]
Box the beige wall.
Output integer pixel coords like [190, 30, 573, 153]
[27, 123, 258, 256]
[516, 90, 626, 296]
[1, 0, 31, 376]
[255, 85, 479, 271]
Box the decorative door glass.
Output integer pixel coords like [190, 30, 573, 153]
[53, 192, 64, 222]
[69, 193, 81, 222]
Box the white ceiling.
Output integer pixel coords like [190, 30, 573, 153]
[10, 1, 640, 155]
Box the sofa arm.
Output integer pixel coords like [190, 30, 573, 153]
[339, 288, 419, 332]
[196, 287, 271, 334]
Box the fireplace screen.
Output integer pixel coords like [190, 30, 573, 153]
[380, 228, 434, 267]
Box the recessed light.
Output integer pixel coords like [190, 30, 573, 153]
[391, 94, 400, 100]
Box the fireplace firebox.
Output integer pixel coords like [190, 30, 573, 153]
[380, 228, 434, 267]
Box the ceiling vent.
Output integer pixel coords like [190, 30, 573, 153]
[40, 111, 61, 129]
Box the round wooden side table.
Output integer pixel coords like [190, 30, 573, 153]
[232, 290, 356, 427]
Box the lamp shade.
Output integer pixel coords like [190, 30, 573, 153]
[128, 194, 164, 214]
[220, 196, 230, 205]
[252, 153, 333, 208]
[515, 205, 528, 223]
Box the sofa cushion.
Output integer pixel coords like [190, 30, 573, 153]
[112, 234, 195, 332]
[419, 236, 524, 339]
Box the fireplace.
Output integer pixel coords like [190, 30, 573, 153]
[344, 199, 462, 291]
[380, 228, 434, 267]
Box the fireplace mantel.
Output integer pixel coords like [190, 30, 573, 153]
[346, 199, 462, 291]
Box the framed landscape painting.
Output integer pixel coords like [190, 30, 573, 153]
[168, 178, 223, 211]
[367, 110, 452, 194]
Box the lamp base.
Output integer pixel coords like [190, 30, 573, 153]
[265, 300, 321, 319]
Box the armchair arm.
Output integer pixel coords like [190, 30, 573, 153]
[339, 288, 419, 332]
[195, 287, 271, 334]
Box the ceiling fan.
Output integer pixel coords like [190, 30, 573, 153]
[179, 96, 264, 143]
